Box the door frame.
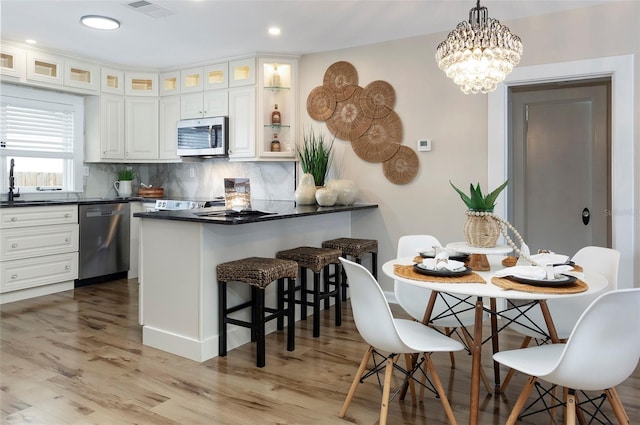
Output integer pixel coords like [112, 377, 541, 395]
[488, 54, 634, 288]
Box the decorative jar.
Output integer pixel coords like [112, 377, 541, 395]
[464, 211, 500, 247]
[294, 173, 317, 205]
[315, 187, 337, 206]
[326, 179, 358, 205]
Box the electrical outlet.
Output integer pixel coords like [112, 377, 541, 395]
[83, 166, 90, 176]
[417, 139, 432, 152]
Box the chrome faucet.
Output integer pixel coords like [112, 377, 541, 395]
[8, 158, 20, 201]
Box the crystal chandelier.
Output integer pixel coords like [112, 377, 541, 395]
[435, 0, 523, 94]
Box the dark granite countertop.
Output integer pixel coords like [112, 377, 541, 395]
[0, 197, 136, 208]
[133, 200, 378, 225]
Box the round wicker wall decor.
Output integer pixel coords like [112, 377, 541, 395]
[382, 145, 419, 185]
[360, 80, 396, 119]
[352, 111, 402, 163]
[306, 85, 337, 121]
[325, 86, 373, 141]
[323, 61, 359, 101]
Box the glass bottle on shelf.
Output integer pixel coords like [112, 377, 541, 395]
[270, 134, 281, 152]
[271, 65, 281, 87]
[271, 104, 281, 125]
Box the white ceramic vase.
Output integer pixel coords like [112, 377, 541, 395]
[326, 179, 358, 205]
[315, 187, 337, 206]
[294, 173, 317, 205]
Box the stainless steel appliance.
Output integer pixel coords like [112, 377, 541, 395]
[177, 116, 228, 157]
[77, 202, 130, 286]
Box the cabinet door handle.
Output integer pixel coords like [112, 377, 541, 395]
[11, 217, 18, 222]
[11, 274, 18, 279]
[65, 238, 70, 242]
[65, 265, 70, 270]
[65, 213, 72, 218]
[11, 243, 18, 248]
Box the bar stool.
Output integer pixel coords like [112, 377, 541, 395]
[217, 257, 298, 368]
[275, 246, 342, 338]
[321, 238, 378, 301]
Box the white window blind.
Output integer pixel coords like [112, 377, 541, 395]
[1, 97, 74, 156]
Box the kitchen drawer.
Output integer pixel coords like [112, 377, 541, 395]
[1, 252, 78, 293]
[1, 224, 78, 260]
[0, 205, 78, 228]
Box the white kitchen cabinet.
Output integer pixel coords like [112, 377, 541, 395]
[180, 90, 228, 119]
[228, 86, 256, 159]
[257, 57, 298, 159]
[85, 94, 126, 161]
[159, 71, 180, 96]
[204, 63, 228, 90]
[0, 44, 26, 81]
[64, 59, 99, 92]
[180, 67, 204, 93]
[0, 205, 79, 304]
[125, 72, 158, 96]
[26, 50, 64, 85]
[229, 57, 255, 87]
[159, 95, 180, 160]
[125, 97, 159, 160]
[102, 67, 125, 95]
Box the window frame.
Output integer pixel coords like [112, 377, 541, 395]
[0, 83, 84, 194]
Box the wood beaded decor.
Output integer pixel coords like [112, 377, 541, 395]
[307, 61, 419, 185]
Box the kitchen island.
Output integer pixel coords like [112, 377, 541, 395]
[134, 200, 378, 362]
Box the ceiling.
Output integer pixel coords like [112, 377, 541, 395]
[1, 0, 613, 70]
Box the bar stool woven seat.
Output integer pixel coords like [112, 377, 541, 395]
[275, 246, 342, 337]
[217, 257, 298, 368]
[322, 237, 378, 300]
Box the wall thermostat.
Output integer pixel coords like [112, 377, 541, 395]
[417, 139, 432, 152]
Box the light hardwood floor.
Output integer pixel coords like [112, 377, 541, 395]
[1, 278, 638, 424]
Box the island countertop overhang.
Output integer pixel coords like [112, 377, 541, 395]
[133, 200, 378, 225]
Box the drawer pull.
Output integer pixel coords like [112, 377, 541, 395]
[11, 217, 18, 222]
[11, 243, 18, 248]
[11, 274, 18, 279]
[65, 238, 70, 243]
[64, 213, 72, 218]
[65, 265, 70, 270]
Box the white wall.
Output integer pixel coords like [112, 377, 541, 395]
[299, 1, 639, 290]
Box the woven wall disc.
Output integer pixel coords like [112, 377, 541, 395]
[360, 80, 396, 119]
[383, 145, 419, 185]
[323, 61, 359, 101]
[352, 111, 402, 163]
[307, 85, 337, 121]
[325, 86, 372, 141]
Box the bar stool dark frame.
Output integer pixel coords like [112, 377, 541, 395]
[322, 238, 378, 302]
[276, 247, 342, 338]
[217, 257, 297, 368]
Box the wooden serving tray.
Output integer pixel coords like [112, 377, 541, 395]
[138, 187, 164, 198]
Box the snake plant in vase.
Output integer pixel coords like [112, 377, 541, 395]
[450, 180, 508, 247]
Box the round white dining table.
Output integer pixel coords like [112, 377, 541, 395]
[382, 255, 608, 425]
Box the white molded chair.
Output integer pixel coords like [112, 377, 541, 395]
[338, 257, 463, 425]
[501, 246, 620, 391]
[393, 235, 491, 388]
[494, 288, 640, 425]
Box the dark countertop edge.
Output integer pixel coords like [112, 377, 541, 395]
[0, 198, 136, 208]
[132, 203, 378, 225]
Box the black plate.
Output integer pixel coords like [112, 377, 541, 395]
[419, 252, 470, 262]
[506, 273, 577, 287]
[413, 263, 472, 277]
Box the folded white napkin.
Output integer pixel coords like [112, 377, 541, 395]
[494, 265, 574, 280]
[419, 247, 464, 257]
[420, 257, 466, 272]
[529, 253, 570, 265]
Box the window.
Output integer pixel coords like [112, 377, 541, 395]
[1, 84, 84, 194]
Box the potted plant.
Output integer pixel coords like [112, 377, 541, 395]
[297, 127, 334, 187]
[450, 180, 508, 247]
[117, 168, 136, 181]
[114, 168, 136, 197]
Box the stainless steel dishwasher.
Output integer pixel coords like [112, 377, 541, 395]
[77, 202, 130, 286]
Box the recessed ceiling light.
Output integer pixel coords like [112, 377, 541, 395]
[25, 39, 37, 44]
[268, 26, 281, 36]
[81, 15, 120, 30]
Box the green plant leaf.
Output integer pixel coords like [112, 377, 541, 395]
[450, 180, 508, 212]
[298, 126, 334, 186]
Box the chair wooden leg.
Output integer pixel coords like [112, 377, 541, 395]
[339, 346, 373, 418]
[500, 335, 532, 393]
[424, 353, 458, 425]
[506, 375, 537, 425]
[566, 390, 577, 425]
[404, 353, 417, 404]
[445, 327, 456, 368]
[605, 388, 630, 424]
[379, 354, 397, 425]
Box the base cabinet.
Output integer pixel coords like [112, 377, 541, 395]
[0, 205, 79, 304]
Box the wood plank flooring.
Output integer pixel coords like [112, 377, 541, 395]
[1, 278, 638, 424]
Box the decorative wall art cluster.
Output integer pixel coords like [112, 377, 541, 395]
[306, 61, 419, 185]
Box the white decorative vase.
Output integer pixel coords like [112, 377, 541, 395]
[315, 187, 337, 206]
[327, 179, 358, 205]
[294, 173, 317, 205]
[114, 180, 133, 197]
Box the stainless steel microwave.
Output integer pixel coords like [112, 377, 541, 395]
[177, 116, 228, 157]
